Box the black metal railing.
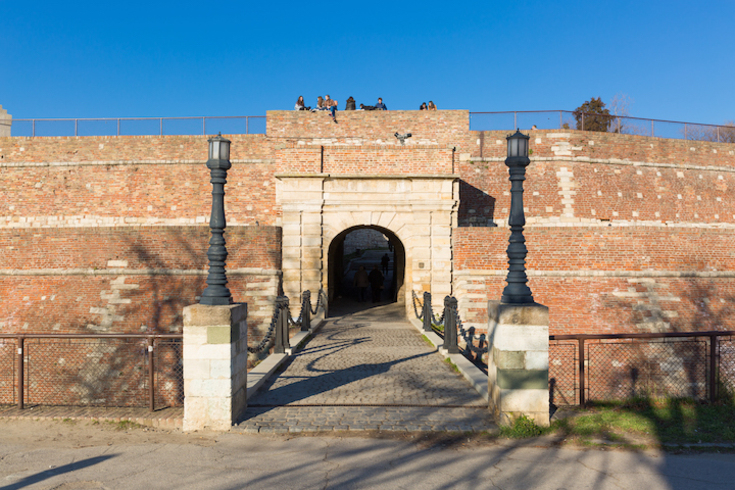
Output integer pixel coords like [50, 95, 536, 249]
[11, 115, 266, 137]
[0, 334, 182, 411]
[549, 331, 735, 406]
[469, 110, 735, 143]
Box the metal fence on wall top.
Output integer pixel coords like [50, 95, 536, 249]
[9, 111, 735, 143]
[11, 115, 266, 137]
[470, 110, 735, 143]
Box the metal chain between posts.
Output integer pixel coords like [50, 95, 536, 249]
[248, 289, 326, 353]
[433, 309, 445, 326]
[411, 290, 425, 320]
[247, 300, 282, 354]
[455, 303, 486, 355]
[309, 289, 325, 315]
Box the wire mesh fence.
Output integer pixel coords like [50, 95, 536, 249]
[154, 338, 184, 409]
[549, 340, 578, 406]
[25, 338, 149, 407]
[469, 111, 735, 143]
[0, 339, 15, 405]
[0, 334, 182, 410]
[587, 339, 709, 401]
[11, 116, 267, 137]
[550, 331, 735, 406]
[719, 336, 735, 397]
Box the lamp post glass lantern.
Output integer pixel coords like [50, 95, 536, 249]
[501, 130, 534, 304]
[200, 133, 233, 306]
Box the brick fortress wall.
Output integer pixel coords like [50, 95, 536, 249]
[2, 112, 734, 342]
[0, 134, 282, 345]
[453, 130, 735, 336]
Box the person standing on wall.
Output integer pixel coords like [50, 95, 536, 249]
[368, 265, 384, 303]
[345, 96, 356, 110]
[381, 253, 390, 275]
[375, 98, 387, 110]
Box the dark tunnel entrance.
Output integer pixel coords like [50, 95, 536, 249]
[327, 226, 406, 314]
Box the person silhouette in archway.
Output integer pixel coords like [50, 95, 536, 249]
[353, 265, 369, 302]
[381, 253, 390, 275]
[368, 265, 384, 303]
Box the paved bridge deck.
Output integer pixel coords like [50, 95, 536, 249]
[238, 303, 495, 433]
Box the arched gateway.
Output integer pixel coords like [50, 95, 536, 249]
[276, 173, 458, 315]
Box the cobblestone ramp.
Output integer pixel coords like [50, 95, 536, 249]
[239, 303, 494, 432]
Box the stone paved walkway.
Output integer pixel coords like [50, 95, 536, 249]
[238, 302, 494, 433]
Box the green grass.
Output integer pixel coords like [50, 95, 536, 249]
[549, 397, 735, 445]
[108, 420, 144, 431]
[500, 416, 548, 438]
[444, 357, 459, 373]
[498, 397, 735, 447]
[421, 334, 433, 347]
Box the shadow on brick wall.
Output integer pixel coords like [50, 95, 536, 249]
[458, 180, 497, 227]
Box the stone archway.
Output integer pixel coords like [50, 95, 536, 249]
[276, 174, 458, 316]
[327, 225, 406, 305]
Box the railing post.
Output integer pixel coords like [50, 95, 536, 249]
[442, 296, 459, 354]
[684, 123, 688, 140]
[651, 120, 654, 137]
[75, 119, 78, 137]
[32, 120, 36, 137]
[710, 334, 718, 403]
[301, 291, 311, 332]
[559, 111, 562, 129]
[17, 337, 24, 409]
[273, 296, 290, 354]
[578, 337, 586, 406]
[148, 337, 155, 411]
[246, 116, 249, 135]
[160, 118, 163, 136]
[422, 291, 432, 332]
[581, 113, 585, 131]
[717, 127, 721, 143]
[514, 112, 517, 129]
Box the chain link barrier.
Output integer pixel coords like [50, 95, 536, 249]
[455, 303, 487, 355]
[247, 289, 326, 354]
[247, 301, 281, 354]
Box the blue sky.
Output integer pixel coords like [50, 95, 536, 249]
[2, 0, 733, 125]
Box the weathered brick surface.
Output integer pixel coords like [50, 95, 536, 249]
[454, 226, 735, 335]
[0, 226, 281, 271]
[267, 110, 470, 143]
[1, 111, 734, 344]
[453, 227, 735, 272]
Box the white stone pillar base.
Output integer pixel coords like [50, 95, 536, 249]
[487, 300, 550, 427]
[183, 303, 248, 431]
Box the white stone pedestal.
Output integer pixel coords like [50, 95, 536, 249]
[183, 303, 248, 431]
[487, 300, 549, 427]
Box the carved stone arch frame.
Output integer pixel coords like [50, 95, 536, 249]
[276, 173, 459, 316]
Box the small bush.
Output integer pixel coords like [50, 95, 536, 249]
[500, 415, 545, 438]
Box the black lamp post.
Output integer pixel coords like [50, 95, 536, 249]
[500, 130, 534, 304]
[200, 133, 233, 306]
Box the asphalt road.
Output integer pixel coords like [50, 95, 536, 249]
[1, 419, 734, 490]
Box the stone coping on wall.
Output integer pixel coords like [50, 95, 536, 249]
[0, 158, 275, 168]
[0, 267, 283, 276]
[275, 143, 457, 150]
[274, 173, 460, 180]
[466, 155, 735, 173]
[453, 269, 735, 278]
